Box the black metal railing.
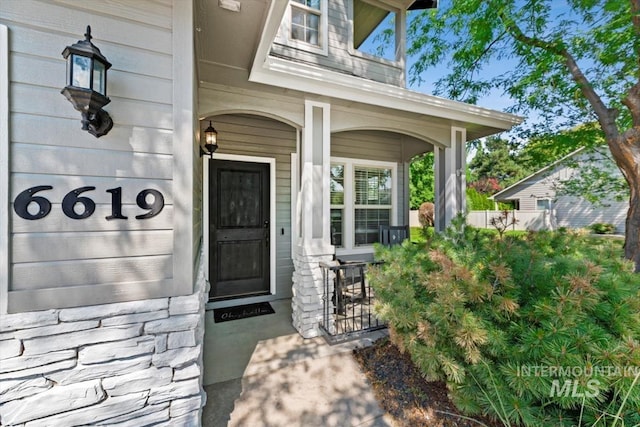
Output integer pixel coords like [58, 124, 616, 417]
[319, 260, 386, 343]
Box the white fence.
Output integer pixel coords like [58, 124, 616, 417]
[409, 210, 420, 228]
[468, 210, 553, 231]
[410, 210, 553, 231]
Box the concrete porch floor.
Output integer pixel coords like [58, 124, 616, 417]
[201, 298, 393, 426]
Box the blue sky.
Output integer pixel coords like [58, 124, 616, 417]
[357, 6, 520, 113]
[359, 1, 586, 126]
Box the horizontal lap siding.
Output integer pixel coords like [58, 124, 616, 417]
[212, 114, 297, 298]
[271, 0, 403, 86]
[515, 181, 547, 211]
[555, 197, 627, 232]
[331, 130, 407, 225]
[2, 0, 175, 309]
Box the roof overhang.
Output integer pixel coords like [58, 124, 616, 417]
[250, 55, 521, 140]
[354, 0, 438, 48]
[195, 0, 274, 79]
[199, 0, 522, 141]
[408, 0, 438, 10]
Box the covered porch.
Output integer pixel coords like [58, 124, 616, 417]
[198, 98, 466, 339]
[195, 0, 520, 339]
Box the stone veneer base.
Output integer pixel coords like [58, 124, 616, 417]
[0, 251, 208, 427]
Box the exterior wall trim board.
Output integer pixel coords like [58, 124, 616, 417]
[1, 24, 8, 314]
[172, 0, 196, 296]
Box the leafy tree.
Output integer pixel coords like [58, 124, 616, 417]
[554, 146, 629, 204]
[468, 177, 502, 194]
[468, 137, 531, 187]
[409, 152, 434, 209]
[407, 0, 640, 270]
[520, 123, 604, 171]
[519, 123, 630, 204]
[466, 187, 495, 210]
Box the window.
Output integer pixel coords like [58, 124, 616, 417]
[536, 199, 551, 210]
[331, 158, 397, 253]
[354, 167, 392, 245]
[277, 0, 328, 55]
[330, 164, 345, 247]
[291, 0, 321, 45]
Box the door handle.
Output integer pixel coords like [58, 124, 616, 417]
[264, 220, 270, 247]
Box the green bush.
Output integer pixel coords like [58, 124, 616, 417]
[370, 224, 640, 426]
[467, 187, 495, 210]
[410, 226, 433, 243]
[590, 222, 616, 234]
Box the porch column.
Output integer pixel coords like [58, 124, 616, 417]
[434, 127, 467, 231]
[291, 100, 334, 338]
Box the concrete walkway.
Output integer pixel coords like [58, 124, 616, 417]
[201, 299, 393, 427]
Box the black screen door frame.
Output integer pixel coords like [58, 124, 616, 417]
[205, 155, 275, 301]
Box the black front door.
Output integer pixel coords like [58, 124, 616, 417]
[209, 160, 270, 300]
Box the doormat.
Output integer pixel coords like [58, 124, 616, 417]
[213, 302, 275, 323]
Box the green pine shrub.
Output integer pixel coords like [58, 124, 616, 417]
[370, 223, 640, 426]
[590, 222, 616, 234]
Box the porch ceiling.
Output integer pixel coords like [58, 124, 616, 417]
[195, 0, 271, 81]
[196, 0, 522, 137]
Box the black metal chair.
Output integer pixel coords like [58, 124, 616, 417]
[378, 225, 410, 246]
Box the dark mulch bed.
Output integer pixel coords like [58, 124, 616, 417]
[353, 339, 503, 427]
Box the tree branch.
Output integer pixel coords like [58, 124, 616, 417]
[468, 30, 508, 72]
[498, 11, 620, 143]
[631, 0, 640, 50]
[625, 0, 640, 125]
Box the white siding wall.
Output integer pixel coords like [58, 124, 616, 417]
[512, 180, 555, 211]
[1, 0, 189, 312]
[0, 2, 206, 424]
[271, 0, 404, 86]
[497, 154, 627, 233]
[555, 196, 627, 233]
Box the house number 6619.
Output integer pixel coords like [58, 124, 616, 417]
[14, 186, 164, 221]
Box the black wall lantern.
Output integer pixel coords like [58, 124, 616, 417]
[200, 121, 218, 158]
[61, 26, 113, 138]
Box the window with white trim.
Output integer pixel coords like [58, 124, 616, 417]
[291, 0, 321, 45]
[330, 164, 345, 247]
[277, 0, 328, 55]
[536, 198, 551, 210]
[331, 158, 396, 252]
[354, 166, 392, 245]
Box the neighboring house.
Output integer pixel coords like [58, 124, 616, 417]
[490, 147, 627, 233]
[0, 0, 520, 424]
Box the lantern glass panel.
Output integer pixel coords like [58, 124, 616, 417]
[72, 54, 91, 89]
[93, 61, 106, 95]
[206, 130, 217, 145]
